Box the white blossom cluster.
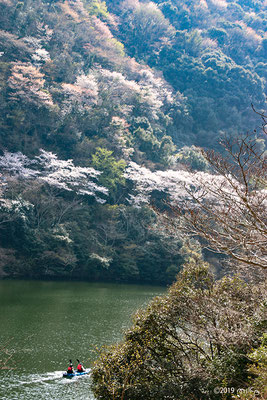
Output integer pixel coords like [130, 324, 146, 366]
[124, 161, 238, 206]
[37, 150, 108, 201]
[52, 224, 73, 244]
[0, 150, 108, 203]
[66, 66, 176, 119]
[96, 67, 174, 117]
[138, 69, 174, 116]
[0, 151, 39, 178]
[0, 196, 34, 221]
[95, 68, 140, 116]
[89, 253, 112, 268]
[32, 48, 51, 64]
[23, 36, 51, 66]
[61, 74, 99, 115]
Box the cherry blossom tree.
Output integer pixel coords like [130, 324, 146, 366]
[61, 73, 98, 115]
[124, 161, 217, 205]
[85, 66, 175, 120]
[0, 150, 108, 203]
[124, 129, 267, 270]
[8, 62, 53, 107]
[37, 149, 108, 201]
[0, 151, 39, 178]
[172, 133, 267, 270]
[95, 68, 141, 116]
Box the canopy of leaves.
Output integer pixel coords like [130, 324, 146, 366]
[91, 259, 266, 399]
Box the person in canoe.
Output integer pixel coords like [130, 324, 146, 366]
[76, 359, 85, 372]
[67, 360, 74, 374]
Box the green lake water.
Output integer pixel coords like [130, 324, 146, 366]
[0, 280, 165, 400]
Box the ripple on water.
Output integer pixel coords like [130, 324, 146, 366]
[0, 370, 95, 400]
[0, 281, 165, 400]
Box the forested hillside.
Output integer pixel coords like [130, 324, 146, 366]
[0, 0, 266, 282]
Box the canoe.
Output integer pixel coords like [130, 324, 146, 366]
[63, 369, 90, 378]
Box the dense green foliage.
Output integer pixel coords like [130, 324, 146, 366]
[106, 0, 266, 147]
[0, 0, 266, 281]
[231, 334, 267, 400]
[91, 259, 267, 399]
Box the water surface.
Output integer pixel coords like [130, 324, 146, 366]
[0, 280, 165, 399]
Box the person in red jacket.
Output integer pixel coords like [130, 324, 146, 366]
[67, 360, 74, 374]
[76, 359, 85, 372]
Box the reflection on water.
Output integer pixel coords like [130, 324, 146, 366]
[0, 280, 165, 399]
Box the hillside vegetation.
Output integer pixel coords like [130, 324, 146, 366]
[0, 0, 266, 282]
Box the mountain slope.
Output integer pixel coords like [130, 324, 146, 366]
[0, 0, 265, 282]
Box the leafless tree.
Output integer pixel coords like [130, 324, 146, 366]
[159, 115, 267, 271]
[251, 103, 267, 135]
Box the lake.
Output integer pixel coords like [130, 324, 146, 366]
[0, 280, 165, 400]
